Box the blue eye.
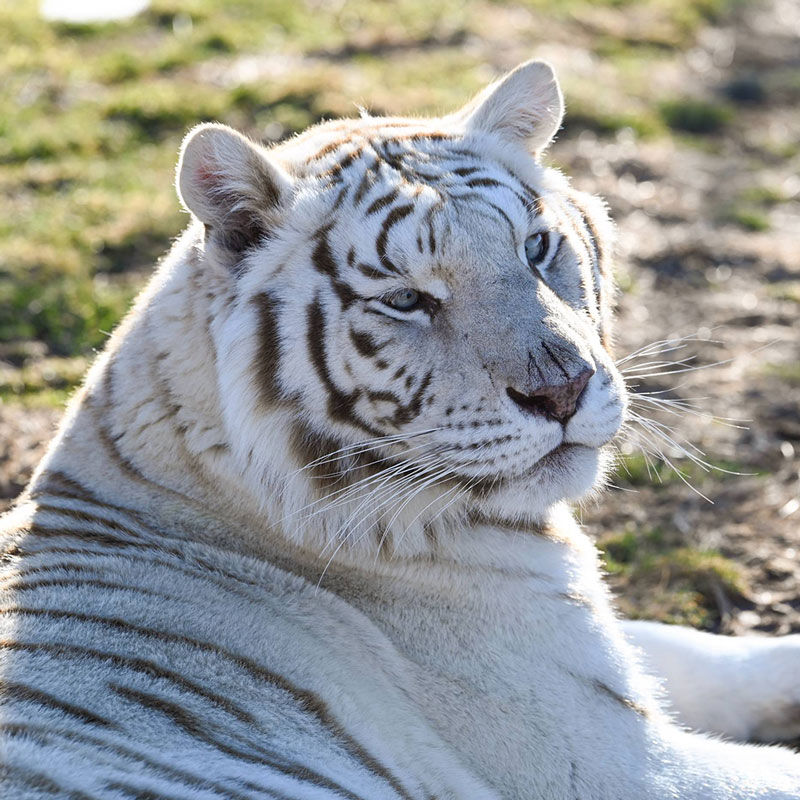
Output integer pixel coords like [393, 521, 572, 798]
[384, 288, 420, 311]
[524, 232, 550, 268]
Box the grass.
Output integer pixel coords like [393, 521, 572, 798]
[598, 526, 749, 628]
[0, 354, 87, 408]
[768, 282, 800, 304]
[763, 362, 800, 386]
[613, 451, 756, 488]
[723, 208, 770, 232]
[659, 98, 733, 134]
[716, 184, 792, 232]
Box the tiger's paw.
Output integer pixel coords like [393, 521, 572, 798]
[623, 620, 800, 742]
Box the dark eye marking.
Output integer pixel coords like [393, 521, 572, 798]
[524, 232, 550, 269]
[378, 289, 441, 317]
[383, 289, 420, 311]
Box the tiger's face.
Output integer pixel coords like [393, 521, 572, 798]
[178, 61, 627, 544]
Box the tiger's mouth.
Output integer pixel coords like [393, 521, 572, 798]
[538, 442, 582, 466]
[520, 441, 597, 480]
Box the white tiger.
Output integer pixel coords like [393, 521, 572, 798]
[2, 60, 800, 799]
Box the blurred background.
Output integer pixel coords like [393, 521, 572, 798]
[1, 0, 798, 633]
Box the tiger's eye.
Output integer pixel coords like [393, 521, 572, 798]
[385, 289, 420, 311]
[524, 232, 550, 268]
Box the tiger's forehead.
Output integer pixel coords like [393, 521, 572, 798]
[275, 115, 457, 162]
[273, 115, 552, 255]
[277, 116, 540, 202]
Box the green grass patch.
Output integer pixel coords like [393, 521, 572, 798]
[738, 185, 790, 208]
[659, 98, 732, 134]
[562, 102, 662, 138]
[598, 527, 749, 628]
[763, 362, 800, 386]
[723, 207, 770, 232]
[768, 282, 800, 304]
[0, 356, 88, 408]
[718, 184, 791, 232]
[613, 451, 753, 488]
[0, 274, 139, 357]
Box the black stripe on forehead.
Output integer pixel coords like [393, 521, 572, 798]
[311, 224, 359, 307]
[376, 203, 415, 273]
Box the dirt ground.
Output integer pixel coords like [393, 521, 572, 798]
[1, 0, 798, 634]
[568, 0, 800, 635]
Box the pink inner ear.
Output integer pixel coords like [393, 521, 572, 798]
[195, 162, 222, 192]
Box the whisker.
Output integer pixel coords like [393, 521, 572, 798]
[283, 450, 438, 525]
[285, 426, 445, 478]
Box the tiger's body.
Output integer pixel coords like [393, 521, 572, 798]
[2, 61, 800, 799]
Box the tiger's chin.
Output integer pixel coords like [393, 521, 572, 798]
[475, 444, 607, 521]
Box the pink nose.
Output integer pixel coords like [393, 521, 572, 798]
[506, 367, 594, 423]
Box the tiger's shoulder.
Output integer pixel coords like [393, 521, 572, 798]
[1, 481, 493, 798]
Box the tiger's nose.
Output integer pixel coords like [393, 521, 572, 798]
[506, 367, 594, 424]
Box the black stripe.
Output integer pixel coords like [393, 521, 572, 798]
[252, 292, 285, 406]
[20, 522, 137, 549]
[366, 189, 399, 216]
[376, 204, 414, 273]
[33, 471, 149, 522]
[0, 679, 116, 728]
[306, 298, 364, 432]
[34, 502, 145, 539]
[464, 177, 502, 190]
[315, 146, 365, 182]
[237, 781, 301, 800]
[3, 576, 173, 598]
[0, 763, 98, 800]
[110, 685, 367, 800]
[353, 159, 380, 206]
[2, 722, 255, 800]
[104, 781, 189, 800]
[349, 327, 390, 358]
[388, 369, 433, 426]
[311, 227, 359, 308]
[1, 606, 411, 800]
[591, 679, 650, 718]
[423, 204, 438, 254]
[356, 260, 391, 278]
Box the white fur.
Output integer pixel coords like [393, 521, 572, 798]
[625, 619, 800, 743]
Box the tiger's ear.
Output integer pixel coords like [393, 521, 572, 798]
[458, 60, 564, 157]
[176, 123, 291, 271]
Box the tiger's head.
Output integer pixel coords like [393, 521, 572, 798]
[176, 60, 626, 554]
